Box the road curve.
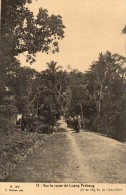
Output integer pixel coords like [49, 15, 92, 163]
[4, 119, 126, 183]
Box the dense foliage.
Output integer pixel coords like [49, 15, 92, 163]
[1, 0, 65, 131]
[64, 52, 126, 141]
[84, 52, 126, 140]
[1, 1, 126, 141]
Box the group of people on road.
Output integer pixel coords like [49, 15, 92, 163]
[66, 115, 81, 133]
[16, 113, 36, 132]
[16, 112, 61, 133]
[16, 112, 82, 133]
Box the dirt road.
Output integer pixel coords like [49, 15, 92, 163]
[4, 119, 126, 183]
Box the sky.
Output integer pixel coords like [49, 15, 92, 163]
[18, 0, 126, 72]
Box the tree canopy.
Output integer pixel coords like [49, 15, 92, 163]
[1, 0, 65, 64]
[1, 1, 126, 141]
[1, 0, 65, 130]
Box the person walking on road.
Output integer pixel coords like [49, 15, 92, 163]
[73, 117, 80, 133]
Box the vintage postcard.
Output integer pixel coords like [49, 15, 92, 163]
[0, 0, 126, 194]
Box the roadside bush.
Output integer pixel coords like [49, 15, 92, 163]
[0, 114, 15, 133]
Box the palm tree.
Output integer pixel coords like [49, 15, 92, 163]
[46, 61, 62, 74]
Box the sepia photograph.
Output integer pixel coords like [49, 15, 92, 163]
[0, 0, 126, 189]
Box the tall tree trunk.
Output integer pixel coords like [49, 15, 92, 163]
[93, 82, 96, 101]
[98, 82, 103, 113]
[80, 103, 85, 128]
[35, 101, 39, 117]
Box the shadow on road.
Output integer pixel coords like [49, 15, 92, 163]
[57, 127, 67, 133]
